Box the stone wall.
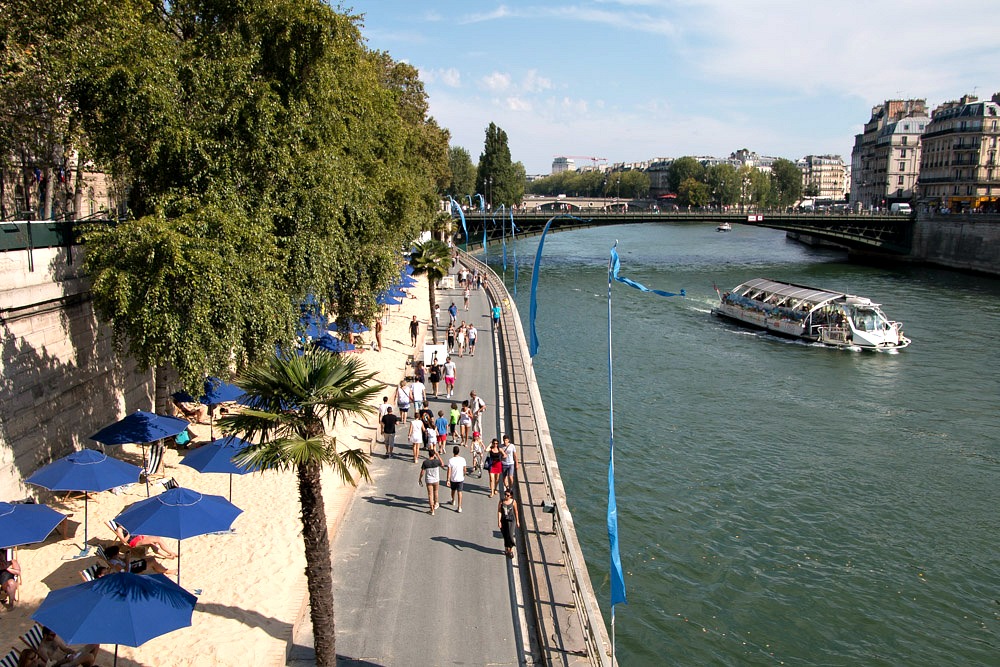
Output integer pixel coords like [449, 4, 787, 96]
[0, 245, 154, 499]
[911, 214, 1000, 275]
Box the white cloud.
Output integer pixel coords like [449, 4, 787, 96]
[481, 72, 513, 92]
[522, 70, 552, 93]
[506, 97, 533, 111]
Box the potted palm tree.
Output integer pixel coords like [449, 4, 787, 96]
[407, 238, 452, 345]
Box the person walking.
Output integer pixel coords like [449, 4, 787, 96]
[418, 449, 444, 515]
[443, 356, 457, 398]
[458, 400, 473, 446]
[467, 324, 478, 357]
[501, 434, 519, 493]
[449, 402, 460, 444]
[492, 303, 502, 330]
[374, 318, 383, 352]
[435, 410, 449, 454]
[456, 322, 467, 358]
[410, 376, 426, 414]
[446, 445, 467, 512]
[497, 490, 521, 558]
[395, 379, 411, 425]
[463, 286, 471, 311]
[470, 390, 486, 436]
[428, 356, 442, 397]
[433, 303, 440, 330]
[485, 438, 503, 497]
[409, 315, 419, 347]
[448, 301, 458, 326]
[380, 407, 399, 457]
[408, 416, 426, 463]
[446, 323, 456, 354]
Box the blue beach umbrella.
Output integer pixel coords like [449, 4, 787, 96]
[377, 293, 403, 306]
[179, 437, 259, 501]
[115, 487, 242, 585]
[397, 275, 418, 287]
[90, 411, 189, 445]
[313, 335, 356, 354]
[0, 501, 66, 549]
[329, 321, 370, 334]
[91, 411, 190, 497]
[386, 287, 407, 297]
[32, 572, 197, 667]
[25, 449, 142, 551]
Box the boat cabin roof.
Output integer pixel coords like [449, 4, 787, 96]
[733, 278, 846, 310]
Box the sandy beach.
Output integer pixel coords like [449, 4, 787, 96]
[0, 275, 432, 666]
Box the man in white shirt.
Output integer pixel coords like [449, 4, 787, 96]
[446, 446, 467, 513]
[470, 390, 486, 436]
[410, 379, 426, 413]
[408, 418, 425, 463]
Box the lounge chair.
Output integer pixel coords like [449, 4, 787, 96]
[105, 520, 130, 548]
[18, 624, 42, 651]
[0, 648, 20, 667]
[79, 564, 101, 582]
[141, 443, 165, 481]
[159, 477, 179, 490]
[1, 548, 17, 603]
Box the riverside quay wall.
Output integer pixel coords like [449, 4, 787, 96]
[0, 245, 155, 499]
[910, 212, 1000, 275]
[464, 252, 616, 667]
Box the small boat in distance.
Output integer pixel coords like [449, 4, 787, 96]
[716, 222, 732, 232]
[712, 278, 910, 350]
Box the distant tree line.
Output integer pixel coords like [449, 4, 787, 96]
[526, 168, 651, 199]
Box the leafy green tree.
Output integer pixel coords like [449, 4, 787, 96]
[408, 239, 452, 344]
[218, 349, 380, 667]
[476, 122, 522, 208]
[749, 168, 772, 209]
[446, 146, 476, 198]
[668, 156, 705, 193]
[678, 177, 710, 207]
[803, 182, 820, 198]
[770, 158, 803, 208]
[705, 164, 740, 208]
[620, 170, 650, 198]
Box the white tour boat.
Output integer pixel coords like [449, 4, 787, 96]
[716, 222, 732, 232]
[712, 278, 911, 350]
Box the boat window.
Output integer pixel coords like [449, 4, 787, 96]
[850, 308, 888, 332]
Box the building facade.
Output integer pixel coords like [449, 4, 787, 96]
[917, 93, 1000, 212]
[797, 155, 847, 200]
[850, 99, 929, 210]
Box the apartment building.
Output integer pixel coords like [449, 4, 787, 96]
[917, 93, 1000, 212]
[797, 155, 847, 200]
[850, 99, 929, 210]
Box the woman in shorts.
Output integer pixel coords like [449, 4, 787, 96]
[458, 400, 473, 446]
[395, 379, 411, 425]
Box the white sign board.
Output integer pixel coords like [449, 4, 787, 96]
[423, 344, 448, 366]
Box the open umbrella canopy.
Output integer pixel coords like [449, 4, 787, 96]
[171, 377, 245, 407]
[179, 437, 259, 476]
[0, 501, 66, 549]
[313, 335, 355, 354]
[376, 293, 402, 306]
[32, 573, 196, 647]
[115, 487, 242, 540]
[26, 449, 141, 493]
[397, 274, 418, 287]
[329, 320, 369, 334]
[90, 411, 189, 445]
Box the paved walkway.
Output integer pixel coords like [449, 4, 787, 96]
[304, 277, 532, 665]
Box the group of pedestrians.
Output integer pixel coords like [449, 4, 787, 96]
[374, 261, 522, 557]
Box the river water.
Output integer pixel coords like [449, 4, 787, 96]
[489, 222, 1000, 666]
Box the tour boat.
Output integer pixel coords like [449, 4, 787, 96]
[716, 222, 732, 232]
[712, 278, 911, 350]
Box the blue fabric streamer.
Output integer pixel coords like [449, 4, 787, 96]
[610, 246, 686, 298]
[512, 219, 518, 296]
[449, 197, 468, 252]
[607, 244, 627, 608]
[529, 215, 586, 356]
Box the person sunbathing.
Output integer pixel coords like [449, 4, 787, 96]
[112, 523, 178, 559]
[36, 627, 98, 667]
[0, 552, 20, 609]
[104, 545, 175, 576]
[170, 398, 209, 424]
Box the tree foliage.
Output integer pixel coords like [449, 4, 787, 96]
[407, 239, 451, 345]
[446, 146, 476, 198]
[668, 156, 705, 193]
[476, 122, 522, 209]
[770, 158, 803, 208]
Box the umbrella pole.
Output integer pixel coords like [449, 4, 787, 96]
[177, 539, 181, 586]
[114, 644, 118, 667]
[229, 473, 233, 503]
[143, 444, 150, 497]
[81, 493, 89, 556]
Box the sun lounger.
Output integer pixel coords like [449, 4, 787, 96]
[141, 443, 165, 481]
[79, 564, 101, 582]
[18, 624, 42, 651]
[0, 648, 20, 667]
[105, 520, 130, 548]
[159, 477, 179, 490]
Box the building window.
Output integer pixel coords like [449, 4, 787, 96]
[900, 149, 907, 158]
[899, 161, 906, 171]
[902, 136, 909, 145]
[898, 175, 904, 185]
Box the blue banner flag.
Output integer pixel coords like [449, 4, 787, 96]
[606, 245, 627, 608]
[449, 197, 468, 252]
[610, 245, 686, 298]
[529, 215, 587, 357]
[511, 219, 519, 296]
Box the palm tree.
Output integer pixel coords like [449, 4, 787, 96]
[217, 349, 381, 667]
[408, 238, 452, 344]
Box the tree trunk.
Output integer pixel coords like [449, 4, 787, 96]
[298, 458, 337, 666]
[428, 282, 438, 344]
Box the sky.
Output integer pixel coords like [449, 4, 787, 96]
[355, 1, 1000, 175]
